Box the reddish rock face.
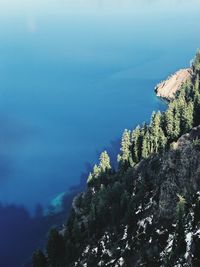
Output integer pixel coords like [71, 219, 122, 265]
[155, 68, 192, 100]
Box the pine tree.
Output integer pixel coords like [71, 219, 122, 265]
[87, 151, 111, 186]
[194, 90, 200, 126]
[192, 50, 200, 74]
[87, 172, 93, 185]
[141, 133, 149, 159]
[164, 105, 175, 141]
[164, 102, 181, 141]
[131, 126, 141, 163]
[32, 250, 47, 267]
[46, 228, 65, 267]
[118, 129, 132, 170]
[171, 195, 187, 262]
[150, 111, 162, 153]
[181, 101, 194, 133]
[194, 74, 200, 93]
[158, 127, 167, 152]
[99, 151, 111, 172]
[93, 164, 100, 178]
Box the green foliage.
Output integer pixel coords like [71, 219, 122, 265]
[99, 151, 111, 172]
[118, 129, 132, 170]
[131, 126, 141, 163]
[192, 50, 200, 74]
[87, 151, 111, 186]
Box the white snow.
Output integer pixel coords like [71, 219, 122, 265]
[160, 234, 174, 258]
[118, 257, 124, 266]
[92, 247, 98, 254]
[144, 197, 153, 210]
[135, 205, 142, 214]
[185, 232, 193, 259]
[125, 241, 130, 250]
[138, 216, 153, 228]
[121, 225, 128, 240]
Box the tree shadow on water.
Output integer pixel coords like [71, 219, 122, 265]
[0, 138, 121, 267]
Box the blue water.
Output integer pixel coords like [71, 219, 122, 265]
[0, 0, 200, 212]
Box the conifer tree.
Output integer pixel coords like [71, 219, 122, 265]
[164, 105, 174, 141]
[158, 127, 167, 152]
[141, 134, 149, 159]
[192, 50, 200, 74]
[32, 250, 47, 267]
[194, 74, 200, 93]
[181, 101, 194, 133]
[87, 151, 111, 186]
[131, 126, 141, 163]
[194, 91, 200, 126]
[171, 195, 187, 262]
[93, 164, 101, 178]
[149, 111, 167, 153]
[46, 228, 65, 267]
[118, 129, 132, 170]
[99, 151, 111, 172]
[164, 102, 181, 141]
[87, 173, 93, 184]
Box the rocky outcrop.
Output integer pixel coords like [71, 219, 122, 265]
[155, 68, 192, 100]
[64, 126, 200, 266]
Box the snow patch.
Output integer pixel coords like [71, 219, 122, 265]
[121, 225, 128, 240]
[185, 232, 193, 259]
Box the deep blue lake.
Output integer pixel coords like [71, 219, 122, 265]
[0, 0, 200, 212]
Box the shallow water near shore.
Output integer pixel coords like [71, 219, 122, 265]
[0, 0, 200, 212]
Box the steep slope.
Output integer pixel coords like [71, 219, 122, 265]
[32, 51, 200, 267]
[66, 126, 200, 267]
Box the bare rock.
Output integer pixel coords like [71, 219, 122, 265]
[155, 68, 192, 100]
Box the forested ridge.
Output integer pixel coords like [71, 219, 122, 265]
[32, 52, 200, 267]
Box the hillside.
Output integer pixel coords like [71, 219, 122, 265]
[32, 51, 200, 267]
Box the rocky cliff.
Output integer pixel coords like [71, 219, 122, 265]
[155, 68, 192, 100]
[64, 127, 200, 267]
[32, 52, 200, 267]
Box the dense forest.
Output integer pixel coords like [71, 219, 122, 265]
[32, 52, 200, 266]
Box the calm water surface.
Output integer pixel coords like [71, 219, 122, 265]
[0, 0, 200, 211]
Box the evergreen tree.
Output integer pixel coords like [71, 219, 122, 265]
[194, 74, 200, 93]
[194, 90, 200, 126]
[192, 50, 200, 74]
[118, 129, 132, 170]
[87, 151, 111, 186]
[150, 111, 162, 153]
[46, 228, 65, 267]
[164, 102, 181, 141]
[181, 101, 194, 133]
[171, 195, 187, 262]
[99, 151, 111, 172]
[131, 126, 141, 163]
[87, 172, 93, 184]
[32, 250, 47, 267]
[164, 105, 175, 141]
[93, 164, 100, 178]
[141, 133, 149, 159]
